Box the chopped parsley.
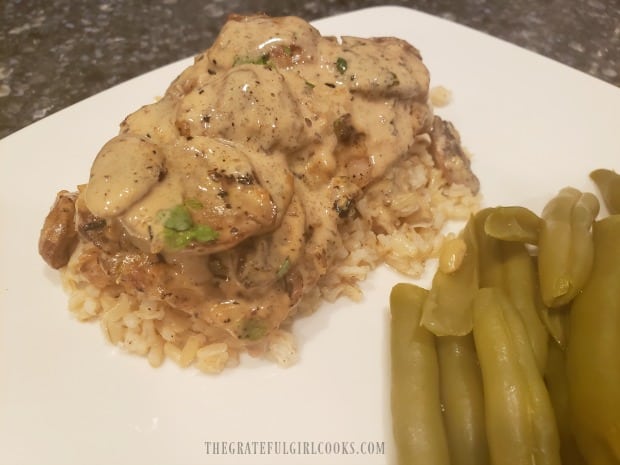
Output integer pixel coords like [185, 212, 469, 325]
[159, 203, 218, 249]
[163, 205, 193, 231]
[336, 57, 348, 74]
[192, 224, 219, 242]
[276, 257, 291, 279]
[233, 54, 272, 67]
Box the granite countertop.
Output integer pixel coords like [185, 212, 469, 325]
[1, 0, 618, 139]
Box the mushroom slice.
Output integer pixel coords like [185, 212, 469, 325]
[429, 116, 480, 194]
[235, 193, 306, 289]
[83, 135, 166, 218]
[38, 190, 78, 269]
[176, 65, 308, 152]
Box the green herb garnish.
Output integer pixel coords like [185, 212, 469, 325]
[336, 57, 348, 74]
[276, 257, 291, 279]
[192, 224, 219, 242]
[233, 54, 272, 67]
[159, 203, 218, 249]
[163, 205, 193, 231]
[164, 229, 194, 249]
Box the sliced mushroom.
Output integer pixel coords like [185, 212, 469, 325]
[83, 134, 166, 218]
[338, 37, 430, 100]
[38, 190, 78, 269]
[120, 97, 179, 146]
[235, 193, 306, 289]
[430, 116, 480, 194]
[204, 13, 320, 72]
[176, 65, 309, 152]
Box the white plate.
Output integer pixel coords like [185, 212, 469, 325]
[1, 6, 619, 465]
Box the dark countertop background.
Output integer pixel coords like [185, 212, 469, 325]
[1, 0, 618, 140]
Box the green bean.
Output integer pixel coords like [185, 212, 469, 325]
[472, 208, 504, 288]
[590, 168, 620, 214]
[538, 303, 570, 349]
[498, 241, 549, 373]
[501, 290, 561, 465]
[438, 236, 467, 274]
[472, 287, 560, 465]
[474, 209, 549, 370]
[420, 216, 479, 336]
[390, 283, 450, 465]
[544, 340, 587, 465]
[484, 206, 542, 244]
[529, 254, 571, 349]
[569, 191, 601, 298]
[472, 287, 534, 465]
[437, 334, 490, 465]
[566, 215, 620, 465]
[538, 187, 599, 308]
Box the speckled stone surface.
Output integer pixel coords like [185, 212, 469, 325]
[1, 0, 618, 139]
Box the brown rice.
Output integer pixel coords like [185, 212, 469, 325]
[60, 138, 479, 373]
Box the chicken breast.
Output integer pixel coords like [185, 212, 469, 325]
[38, 13, 479, 358]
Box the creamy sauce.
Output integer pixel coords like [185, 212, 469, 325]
[75, 14, 434, 343]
